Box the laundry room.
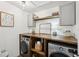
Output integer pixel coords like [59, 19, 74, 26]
[0, 0, 79, 57]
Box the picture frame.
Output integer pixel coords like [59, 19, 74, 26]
[0, 11, 14, 27]
[39, 23, 51, 34]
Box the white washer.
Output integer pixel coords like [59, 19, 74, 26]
[48, 43, 77, 57]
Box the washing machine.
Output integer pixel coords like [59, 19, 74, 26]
[48, 43, 77, 57]
[20, 36, 30, 56]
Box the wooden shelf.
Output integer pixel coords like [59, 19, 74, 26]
[31, 48, 45, 56]
[34, 16, 59, 21]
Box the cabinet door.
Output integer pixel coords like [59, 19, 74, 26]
[27, 14, 35, 27]
[60, 2, 76, 26]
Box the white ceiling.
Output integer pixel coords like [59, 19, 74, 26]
[7, 1, 74, 12]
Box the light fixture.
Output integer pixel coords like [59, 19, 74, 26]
[21, 1, 26, 7]
[18, 1, 36, 9]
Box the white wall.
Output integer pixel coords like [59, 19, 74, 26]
[35, 18, 73, 35]
[73, 1, 79, 55]
[0, 1, 28, 57]
[35, 7, 59, 18]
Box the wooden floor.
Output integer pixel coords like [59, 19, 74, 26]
[18, 55, 29, 57]
[18, 55, 23, 57]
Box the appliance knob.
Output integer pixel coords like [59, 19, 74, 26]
[59, 47, 64, 51]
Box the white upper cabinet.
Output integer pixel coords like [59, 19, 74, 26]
[27, 13, 35, 27]
[60, 2, 76, 26]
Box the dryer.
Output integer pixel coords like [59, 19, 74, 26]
[48, 43, 77, 57]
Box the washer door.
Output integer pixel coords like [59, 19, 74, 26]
[21, 40, 28, 54]
[50, 52, 69, 57]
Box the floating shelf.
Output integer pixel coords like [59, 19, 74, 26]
[34, 16, 59, 21]
[31, 48, 45, 56]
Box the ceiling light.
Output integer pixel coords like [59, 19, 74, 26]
[18, 1, 36, 9]
[22, 1, 26, 7]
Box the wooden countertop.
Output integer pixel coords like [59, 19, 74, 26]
[20, 33, 77, 45]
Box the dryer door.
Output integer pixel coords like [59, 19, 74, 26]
[50, 52, 69, 57]
[21, 40, 28, 54]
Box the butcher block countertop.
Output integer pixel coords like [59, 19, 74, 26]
[20, 33, 77, 45]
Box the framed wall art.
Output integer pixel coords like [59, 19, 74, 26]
[39, 23, 51, 34]
[0, 11, 14, 27]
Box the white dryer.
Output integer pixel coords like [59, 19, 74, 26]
[48, 43, 77, 57]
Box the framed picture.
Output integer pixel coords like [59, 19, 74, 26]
[39, 23, 51, 34]
[0, 11, 14, 27]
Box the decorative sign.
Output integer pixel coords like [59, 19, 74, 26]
[0, 11, 14, 27]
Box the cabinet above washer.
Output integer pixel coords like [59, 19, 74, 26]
[60, 2, 76, 26]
